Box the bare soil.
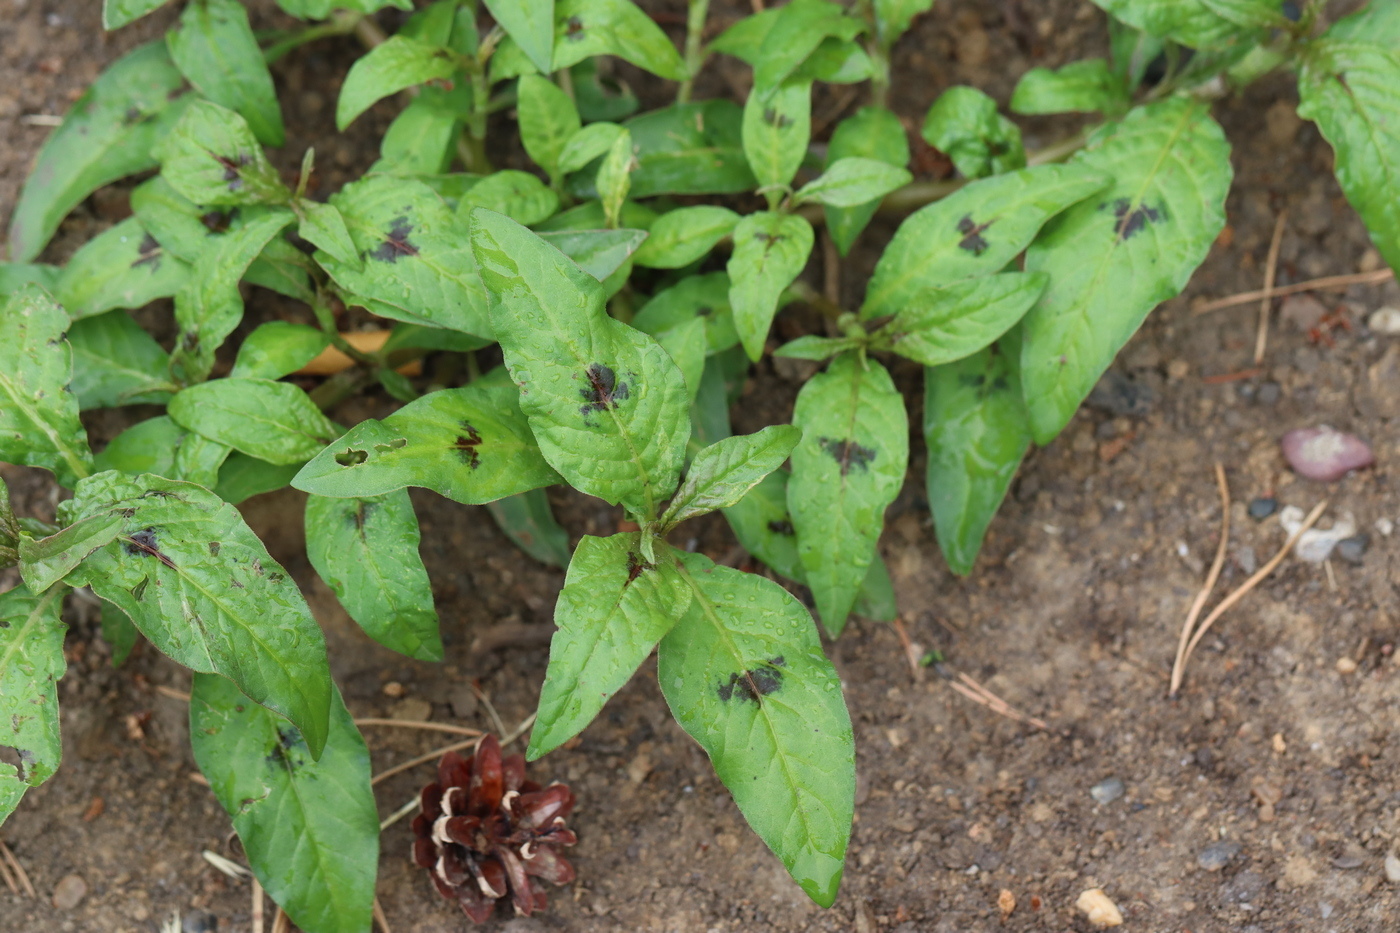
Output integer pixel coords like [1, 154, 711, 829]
[3, 1, 1400, 931]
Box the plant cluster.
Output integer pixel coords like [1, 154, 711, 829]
[1, 0, 1398, 927]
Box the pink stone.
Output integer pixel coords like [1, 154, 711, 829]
[1281, 426, 1374, 482]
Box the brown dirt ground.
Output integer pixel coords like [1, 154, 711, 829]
[3, 1, 1400, 931]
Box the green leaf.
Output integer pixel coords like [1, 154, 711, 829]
[100, 599, 140, 667]
[167, 0, 285, 146]
[624, 101, 755, 197]
[596, 129, 635, 228]
[170, 208, 297, 382]
[920, 86, 1025, 179]
[292, 383, 559, 503]
[750, 0, 865, 92]
[1010, 59, 1130, 116]
[0, 263, 61, 297]
[400, 0, 459, 44]
[321, 176, 491, 338]
[64, 472, 333, 756]
[1327, 1, 1400, 44]
[633, 272, 741, 355]
[8, 42, 189, 262]
[56, 217, 190, 320]
[538, 228, 649, 281]
[1020, 98, 1231, 443]
[458, 169, 560, 226]
[485, 488, 571, 568]
[382, 322, 492, 355]
[872, 0, 935, 47]
[659, 552, 853, 907]
[372, 89, 460, 175]
[93, 415, 182, 476]
[551, 0, 686, 80]
[742, 79, 812, 194]
[789, 353, 907, 634]
[0, 285, 93, 488]
[214, 454, 303, 505]
[727, 212, 814, 361]
[0, 585, 67, 825]
[558, 121, 626, 175]
[794, 156, 912, 208]
[652, 316, 706, 402]
[157, 100, 291, 207]
[104, 0, 172, 29]
[519, 74, 582, 182]
[306, 491, 442, 662]
[924, 341, 1031, 576]
[297, 200, 360, 269]
[470, 210, 690, 519]
[172, 431, 232, 488]
[527, 534, 691, 758]
[1109, 17, 1166, 90]
[634, 206, 739, 268]
[772, 335, 862, 361]
[872, 272, 1048, 367]
[19, 513, 126, 593]
[824, 107, 909, 256]
[169, 379, 339, 465]
[483, 0, 556, 73]
[861, 163, 1112, 319]
[1297, 41, 1400, 275]
[662, 425, 800, 527]
[67, 311, 174, 409]
[230, 322, 332, 380]
[336, 35, 458, 130]
[1090, 0, 1250, 48]
[536, 197, 658, 232]
[190, 674, 376, 933]
[572, 57, 640, 121]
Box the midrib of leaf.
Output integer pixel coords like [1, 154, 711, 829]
[0, 587, 63, 687]
[72, 346, 170, 390]
[1328, 57, 1400, 193]
[264, 728, 346, 930]
[0, 371, 90, 482]
[208, 395, 328, 446]
[814, 365, 863, 599]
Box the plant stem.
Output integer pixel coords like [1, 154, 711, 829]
[677, 0, 712, 103]
[262, 10, 362, 64]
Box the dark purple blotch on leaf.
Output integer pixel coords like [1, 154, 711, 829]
[717, 656, 786, 703]
[818, 436, 876, 475]
[370, 217, 419, 262]
[579, 363, 629, 418]
[1107, 198, 1164, 240]
[454, 423, 483, 469]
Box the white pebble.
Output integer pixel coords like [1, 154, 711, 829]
[1385, 853, 1400, 883]
[1376, 518, 1394, 537]
[1279, 506, 1357, 563]
[1368, 307, 1400, 335]
[1075, 889, 1124, 928]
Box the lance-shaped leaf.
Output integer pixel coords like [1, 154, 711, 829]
[789, 353, 907, 635]
[190, 674, 376, 933]
[93, 415, 183, 476]
[485, 488, 571, 568]
[872, 0, 934, 47]
[633, 272, 741, 355]
[19, 513, 126, 593]
[320, 176, 491, 338]
[483, 0, 555, 72]
[1326, 1, 1400, 43]
[105, 0, 173, 29]
[373, 88, 460, 175]
[63, 472, 333, 756]
[293, 383, 558, 502]
[170, 207, 296, 383]
[741, 79, 812, 195]
[230, 321, 331, 380]
[538, 228, 648, 281]
[662, 426, 801, 528]
[157, 100, 290, 207]
[596, 130, 634, 228]
[527, 534, 691, 758]
[169, 378, 339, 466]
[623, 101, 755, 197]
[0, 285, 93, 488]
[1199, 0, 1291, 29]
[652, 316, 706, 402]
[337, 35, 459, 130]
[659, 552, 854, 907]
[67, 310, 175, 410]
[794, 157, 911, 208]
[1091, 0, 1249, 49]
[56, 217, 191, 320]
[921, 86, 1025, 180]
[214, 454, 303, 506]
[458, 170, 560, 227]
[0, 585, 67, 826]
[925, 340, 1032, 576]
[750, 0, 864, 91]
[862, 164, 1111, 319]
[0, 263, 61, 296]
[1020, 98, 1231, 443]
[871, 271, 1047, 368]
[306, 491, 442, 662]
[728, 212, 814, 361]
[550, 0, 686, 79]
[8, 42, 189, 263]
[1297, 41, 1400, 275]
[633, 206, 738, 269]
[1011, 59, 1130, 116]
[558, 121, 626, 175]
[773, 335, 863, 361]
[173, 432, 233, 488]
[470, 209, 690, 519]
[297, 200, 359, 270]
[824, 107, 909, 255]
[518, 73, 581, 183]
[167, 0, 285, 146]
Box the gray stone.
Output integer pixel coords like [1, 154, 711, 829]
[1221, 871, 1266, 905]
[1089, 777, 1125, 804]
[1198, 840, 1242, 871]
[1256, 382, 1282, 406]
[1336, 534, 1369, 565]
[1248, 498, 1277, 520]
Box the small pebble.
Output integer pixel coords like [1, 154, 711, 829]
[1090, 777, 1125, 805]
[1376, 518, 1394, 537]
[1075, 889, 1123, 928]
[1336, 656, 1358, 674]
[51, 873, 87, 910]
[1198, 840, 1242, 871]
[1385, 853, 1400, 883]
[1281, 426, 1374, 482]
[1335, 534, 1369, 565]
[1248, 497, 1277, 520]
[1255, 381, 1282, 406]
[1368, 307, 1400, 335]
[183, 910, 220, 933]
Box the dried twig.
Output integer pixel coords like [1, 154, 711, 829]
[0, 839, 35, 898]
[252, 877, 265, 933]
[372, 737, 480, 786]
[154, 685, 191, 702]
[890, 615, 924, 680]
[271, 907, 291, 933]
[1192, 268, 1394, 315]
[1170, 465, 1231, 697]
[471, 683, 509, 740]
[202, 849, 251, 880]
[374, 896, 393, 933]
[1255, 211, 1287, 363]
[0, 841, 17, 895]
[380, 795, 422, 832]
[469, 621, 555, 653]
[948, 671, 1049, 731]
[353, 719, 483, 738]
[1171, 500, 1328, 696]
